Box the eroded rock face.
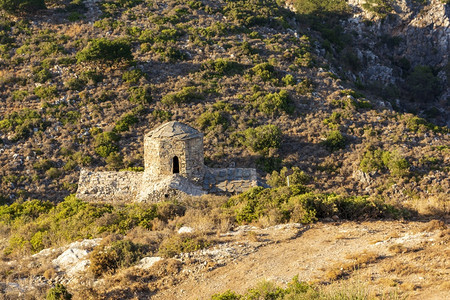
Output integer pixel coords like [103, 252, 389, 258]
[347, 0, 449, 69]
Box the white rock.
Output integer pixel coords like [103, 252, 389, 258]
[136, 257, 163, 269]
[178, 226, 194, 234]
[53, 248, 89, 268]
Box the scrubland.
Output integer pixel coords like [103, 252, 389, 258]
[0, 0, 448, 299]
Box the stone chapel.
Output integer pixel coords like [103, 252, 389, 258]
[76, 121, 259, 203]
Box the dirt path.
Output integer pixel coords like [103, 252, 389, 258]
[154, 221, 449, 299]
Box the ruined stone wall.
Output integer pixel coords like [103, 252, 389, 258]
[184, 137, 204, 182]
[144, 136, 204, 181]
[144, 138, 160, 175]
[76, 169, 142, 203]
[203, 168, 258, 194]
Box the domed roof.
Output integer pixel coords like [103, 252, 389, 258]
[146, 121, 202, 140]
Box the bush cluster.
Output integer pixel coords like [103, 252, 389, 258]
[76, 38, 133, 63]
[0, 109, 47, 141]
[322, 130, 346, 151]
[225, 185, 408, 225]
[0, 195, 182, 255]
[158, 233, 209, 258]
[360, 147, 410, 177]
[0, 0, 45, 15]
[94, 131, 120, 158]
[238, 125, 282, 156]
[202, 58, 243, 77]
[267, 167, 310, 188]
[161, 87, 204, 106]
[90, 240, 149, 276]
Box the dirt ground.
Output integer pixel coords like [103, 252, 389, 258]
[153, 220, 449, 299]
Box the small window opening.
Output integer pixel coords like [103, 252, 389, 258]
[172, 156, 180, 174]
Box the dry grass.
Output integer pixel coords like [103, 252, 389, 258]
[324, 251, 380, 281]
[421, 219, 448, 232]
[381, 260, 424, 276]
[388, 244, 408, 254]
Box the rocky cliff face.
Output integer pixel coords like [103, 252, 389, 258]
[284, 0, 449, 124]
[347, 0, 449, 68]
[345, 0, 449, 124]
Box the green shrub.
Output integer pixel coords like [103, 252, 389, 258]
[128, 85, 152, 104]
[250, 63, 276, 81]
[381, 150, 410, 177]
[161, 87, 203, 106]
[293, 0, 350, 16]
[122, 69, 145, 84]
[90, 240, 149, 276]
[226, 185, 407, 225]
[64, 77, 86, 90]
[323, 130, 346, 151]
[80, 70, 103, 85]
[33, 67, 52, 83]
[197, 111, 228, 131]
[282, 74, 296, 86]
[267, 167, 310, 188]
[34, 85, 57, 100]
[362, 0, 393, 18]
[0, 109, 46, 141]
[245, 281, 285, 299]
[45, 167, 62, 179]
[152, 109, 173, 121]
[152, 45, 187, 62]
[68, 12, 82, 21]
[211, 290, 241, 300]
[12, 90, 28, 101]
[114, 113, 139, 132]
[222, 0, 291, 28]
[360, 148, 410, 177]
[94, 131, 120, 158]
[106, 152, 124, 170]
[158, 233, 209, 258]
[0, 0, 46, 15]
[76, 38, 133, 63]
[239, 125, 282, 155]
[323, 112, 342, 127]
[1, 195, 164, 255]
[405, 116, 448, 133]
[259, 90, 293, 115]
[295, 77, 314, 95]
[33, 159, 53, 171]
[202, 58, 243, 76]
[46, 284, 72, 300]
[360, 148, 384, 173]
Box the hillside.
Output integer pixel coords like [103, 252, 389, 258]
[0, 0, 449, 298]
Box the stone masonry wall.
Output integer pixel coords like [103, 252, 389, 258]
[203, 168, 258, 194]
[144, 136, 204, 182]
[76, 169, 142, 203]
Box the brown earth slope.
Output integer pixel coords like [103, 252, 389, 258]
[149, 220, 449, 299]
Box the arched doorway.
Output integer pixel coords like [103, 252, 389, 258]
[172, 156, 180, 174]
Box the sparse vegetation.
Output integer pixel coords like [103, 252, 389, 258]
[0, 0, 449, 297]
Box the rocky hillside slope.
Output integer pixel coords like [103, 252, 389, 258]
[0, 0, 448, 215]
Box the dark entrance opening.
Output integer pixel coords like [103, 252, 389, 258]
[172, 156, 180, 174]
